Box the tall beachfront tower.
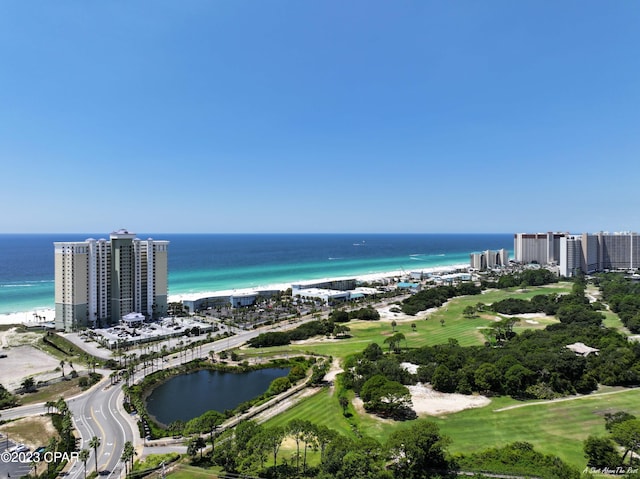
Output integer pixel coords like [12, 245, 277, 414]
[515, 230, 640, 277]
[54, 229, 169, 331]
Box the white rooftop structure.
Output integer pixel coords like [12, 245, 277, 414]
[566, 342, 599, 356]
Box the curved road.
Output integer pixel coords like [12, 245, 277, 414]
[2, 314, 321, 478]
[66, 381, 134, 478]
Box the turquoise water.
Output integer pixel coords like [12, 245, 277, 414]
[0, 233, 513, 314]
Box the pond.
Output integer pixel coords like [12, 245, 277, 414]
[145, 367, 290, 425]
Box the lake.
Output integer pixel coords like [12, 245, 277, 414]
[145, 367, 290, 425]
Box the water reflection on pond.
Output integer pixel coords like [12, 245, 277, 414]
[145, 367, 289, 424]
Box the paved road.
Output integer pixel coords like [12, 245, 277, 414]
[66, 381, 135, 479]
[1, 313, 324, 478]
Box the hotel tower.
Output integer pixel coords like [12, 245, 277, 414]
[514, 231, 640, 277]
[54, 229, 169, 331]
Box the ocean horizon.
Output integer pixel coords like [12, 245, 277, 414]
[0, 233, 513, 315]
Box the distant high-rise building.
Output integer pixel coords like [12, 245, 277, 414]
[54, 229, 168, 331]
[470, 249, 509, 270]
[513, 232, 568, 265]
[516, 230, 640, 277]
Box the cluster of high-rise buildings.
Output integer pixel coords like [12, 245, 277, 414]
[54, 229, 169, 331]
[470, 249, 510, 270]
[52, 228, 638, 331]
[514, 231, 640, 277]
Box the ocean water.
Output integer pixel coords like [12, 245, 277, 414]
[0, 233, 512, 314]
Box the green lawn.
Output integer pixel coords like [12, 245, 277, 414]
[239, 283, 575, 360]
[166, 464, 221, 478]
[254, 282, 640, 471]
[433, 387, 640, 468]
[264, 384, 640, 470]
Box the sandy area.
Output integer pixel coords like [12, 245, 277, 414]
[0, 342, 63, 390]
[408, 383, 491, 415]
[352, 383, 490, 419]
[323, 358, 342, 383]
[167, 264, 469, 303]
[502, 312, 552, 320]
[0, 415, 58, 449]
[0, 308, 55, 327]
[0, 264, 469, 328]
[399, 362, 491, 415]
[377, 304, 416, 322]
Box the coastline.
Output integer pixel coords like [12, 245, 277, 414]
[0, 263, 469, 327]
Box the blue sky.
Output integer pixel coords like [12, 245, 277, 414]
[1, 1, 638, 234]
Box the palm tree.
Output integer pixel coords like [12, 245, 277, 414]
[121, 441, 135, 475]
[45, 400, 56, 414]
[79, 448, 90, 479]
[59, 360, 65, 377]
[46, 437, 58, 476]
[89, 435, 101, 474]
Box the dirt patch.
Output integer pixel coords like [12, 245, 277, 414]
[0, 416, 58, 449]
[323, 358, 343, 383]
[0, 345, 62, 390]
[0, 327, 43, 348]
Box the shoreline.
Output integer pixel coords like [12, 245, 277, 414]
[0, 263, 469, 327]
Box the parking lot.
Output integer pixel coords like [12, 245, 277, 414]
[86, 316, 215, 349]
[0, 435, 34, 478]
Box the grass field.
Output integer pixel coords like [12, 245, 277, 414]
[165, 464, 221, 478]
[165, 281, 636, 475]
[16, 376, 87, 405]
[239, 283, 575, 360]
[263, 383, 640, 470]
[250, 282, 640, 471]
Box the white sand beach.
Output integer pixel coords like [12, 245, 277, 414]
[0, 308, 56, 327]
[168, 264, 469, 303]
[0, 263, 469, 326]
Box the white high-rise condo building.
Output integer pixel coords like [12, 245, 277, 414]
[470, 249, 509, 270]
[514, 231, 640, 277]
[54, 229, 169, 331]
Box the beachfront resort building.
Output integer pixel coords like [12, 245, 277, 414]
[54, 229, 169, 331]
[514, 231, 640, 277]
[470, 249, 509, 271]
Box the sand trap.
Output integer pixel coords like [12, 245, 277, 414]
[525, 319, 539, 324]
[352, 382, 490, 418]
[377, 303, 444, 322]
[409, 383, 491, 415]
[503, 313, 551, 320]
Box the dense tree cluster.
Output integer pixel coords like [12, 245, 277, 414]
[0, 383, 17, 408]
[248, 320, 335, 348]
[248, 314, 362, 348]
[584, 411, 640, 468]
[330, 306, 380, 323]
[456, 441, 581, 478]
[402, 319, 640, 397]
[360, 374, 415, 419]
[489, 283, 604, 327]
[339, 285, 640, 400]
[599, 273, 640, 333]
[401, 283, 482, 315]
[484, 268, 558, 289]
[184, 416, 578, 479]
[200, 418, 454, 479]
[342, 343, 414, 392]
